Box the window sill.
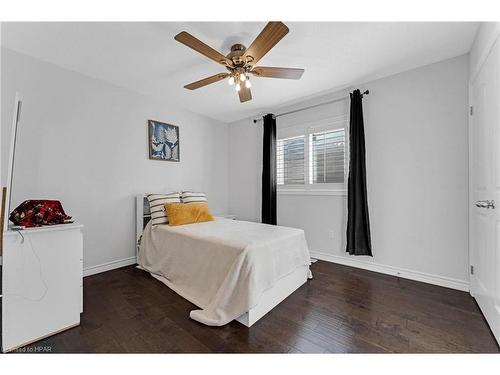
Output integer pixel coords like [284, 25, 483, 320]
[277, 189, 347, 196]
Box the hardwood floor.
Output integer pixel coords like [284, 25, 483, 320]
[15, 261, 499, 353]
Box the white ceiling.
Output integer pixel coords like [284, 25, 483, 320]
[1, 22, 479, 123]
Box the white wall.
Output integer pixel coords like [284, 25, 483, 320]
[228, 54, 470, 290]
[228, 118, 262, 222]
[1, 48, 229, 271]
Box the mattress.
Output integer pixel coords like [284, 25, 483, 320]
[138, 218, 311, 326]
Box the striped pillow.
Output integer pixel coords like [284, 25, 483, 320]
[181, 191, 208, 204]
[146, 192, 181, 226]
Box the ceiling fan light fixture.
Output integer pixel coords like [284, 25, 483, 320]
[175, 22, 303, 103]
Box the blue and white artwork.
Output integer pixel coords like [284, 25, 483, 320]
[148, 120, 180, 162]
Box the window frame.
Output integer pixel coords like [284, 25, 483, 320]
[277, 115, 349, 195]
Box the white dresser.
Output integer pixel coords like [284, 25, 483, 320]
[1, 223, 83, 352]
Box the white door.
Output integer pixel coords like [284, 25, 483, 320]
[470, 35, 500, 344]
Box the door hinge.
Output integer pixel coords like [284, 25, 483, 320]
[470, 265, 474, 275]
[470, 106, 474, 116]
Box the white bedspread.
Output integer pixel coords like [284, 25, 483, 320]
[138, 218, 311, 326]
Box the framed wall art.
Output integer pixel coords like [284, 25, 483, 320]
[147, 120, 180, 162]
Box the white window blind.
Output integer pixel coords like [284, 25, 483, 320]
[310, 128, 345, 184]
[277, 136, 305, 185]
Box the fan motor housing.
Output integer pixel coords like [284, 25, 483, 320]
[227, 44, 247, 67]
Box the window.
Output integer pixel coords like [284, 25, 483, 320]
[277, 136, 305, 185]
[310, 129, 345, 184]
[277, 123, 346, 191]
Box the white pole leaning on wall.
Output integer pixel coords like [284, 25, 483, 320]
[3, 92, 23, 232]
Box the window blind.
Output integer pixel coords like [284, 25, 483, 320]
[310, 128, 345, 184]
[277, 136, 305, 185]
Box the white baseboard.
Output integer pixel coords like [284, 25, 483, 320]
[310, 251, 470, 292]
[83, 256, 137, 277]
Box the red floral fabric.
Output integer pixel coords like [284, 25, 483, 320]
[9, 200, 72, 227]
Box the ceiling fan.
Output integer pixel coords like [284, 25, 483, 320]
[174, 22, 304, 103]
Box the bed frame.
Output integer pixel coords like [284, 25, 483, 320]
[135, 194, 309, 327]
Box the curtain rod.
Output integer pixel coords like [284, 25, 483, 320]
[253, 90, 369, 124]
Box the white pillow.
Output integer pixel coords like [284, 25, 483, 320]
[181, 191, 208, 204]
[146, 192, 181, 226]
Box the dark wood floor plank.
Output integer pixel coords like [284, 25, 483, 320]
[312, 261, 479, 315]
[300, 265, 496, 353]
[312, 264, 481, 320]
[13, 261, 499, 353]
[307, 268, 487, 339]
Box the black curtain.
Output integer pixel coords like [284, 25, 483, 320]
[261, 113, 277, 225]
[346, 90, 372, 256]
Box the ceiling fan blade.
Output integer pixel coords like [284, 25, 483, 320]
[175, 31, 233, 67]
[251, 66, 304, 80]
[243, 22, 289, 66]
[184, 73, 229, 90]
[238, 85, 252, 103]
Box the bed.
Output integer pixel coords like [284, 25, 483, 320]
[135, 195, 312, 327]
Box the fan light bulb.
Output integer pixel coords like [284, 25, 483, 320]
[239, 73, 247, 82]
[245, 80, 252, 88]
[235, 83, 241, 92]
[228, 76, 235, 85]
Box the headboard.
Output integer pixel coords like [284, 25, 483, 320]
[135, 194, 151, 261]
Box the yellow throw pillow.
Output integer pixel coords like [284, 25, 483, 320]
[165, 202, 214, 226]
